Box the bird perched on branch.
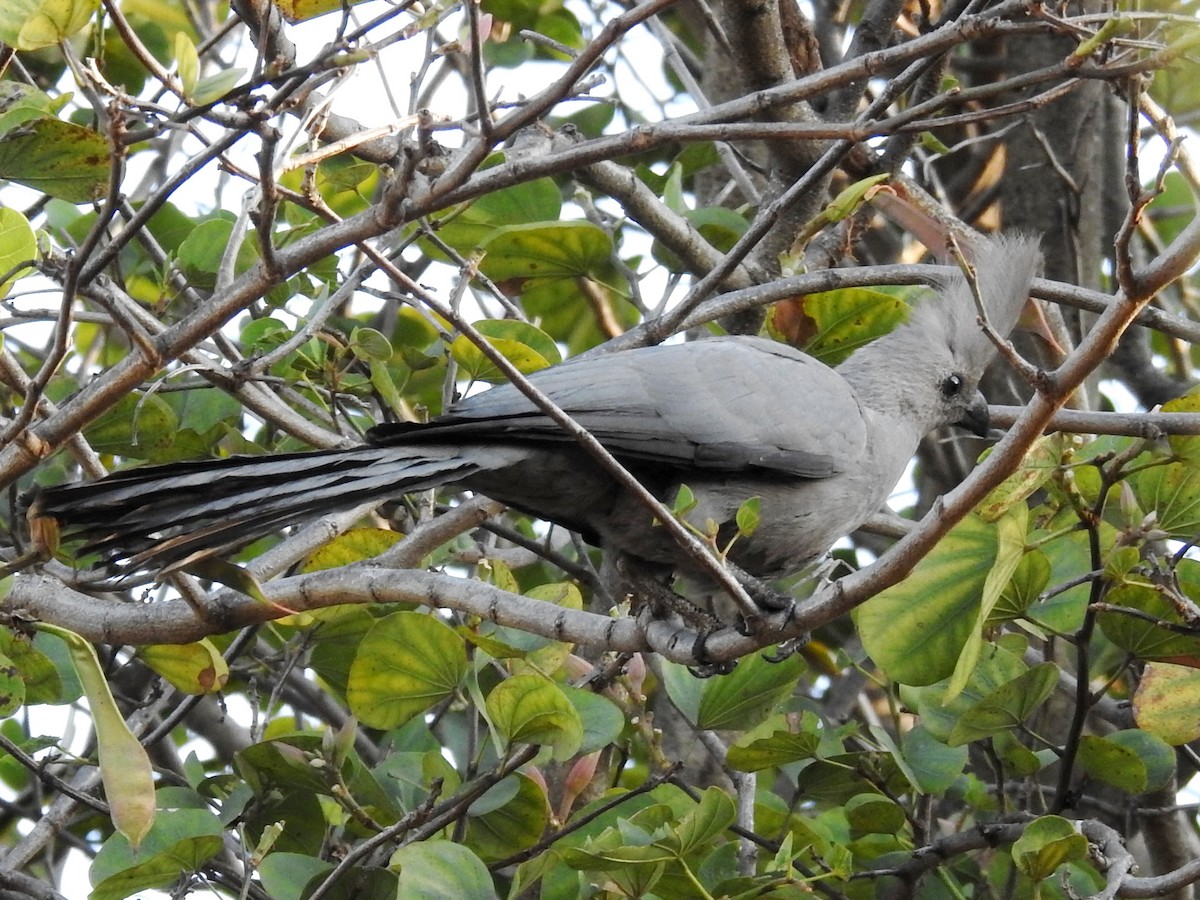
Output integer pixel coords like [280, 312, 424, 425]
[28, 234, 1040, 598]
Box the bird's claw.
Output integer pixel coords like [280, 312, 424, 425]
[688, 659, 736, 678]
[751, 586, 794, 612]
[762, 634, 811, 664]
[688, 629, 736, 678]
[734, 593, 796, 638]
[725, 562, 795, 613]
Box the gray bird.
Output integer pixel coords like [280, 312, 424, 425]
[28, 234, 1040, 594]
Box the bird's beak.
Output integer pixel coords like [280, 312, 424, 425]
[957, 391, 991, 437]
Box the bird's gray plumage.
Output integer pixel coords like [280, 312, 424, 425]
[28, 234, 1040, 585]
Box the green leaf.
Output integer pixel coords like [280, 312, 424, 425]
[993, 549, 1051, 621]
[450, 319, 561, 383]
[696, 652, 805, 731]
[484, 557, 520, 594]
[305, 607, 376, 699]
[674, 786, 735, 854]
[0, 650, 23, 718]
[734, 496, 761, 538]
[823, 174, 891, 223]
[1146, 171, 1198, 251]
[1098, 574, 1200, 664]
[901, 639, 1028, 744]
[465, 772, 549, 861]
[1106, 729, 1176, 793]
[659, 659, 704, 724]
[89, 807, 224, 900]
[856, 512, 1002, 687]
[369, 356, 407, 417]
[727, 717, 821, 772]
[1076, 734, 1147, 794]
[993, 732, 1045, 777]
[1028, 521, 1096, 633]
[1011, 816, 1088, 882]
[0, 206, 36, 298]
[390, 839, 495, 899]
[521, 274, 636, 356]
[671, 484, 697, 516]
[486, 673, 584, 759]
[919, 131, 952, 154]
[190, 68, 247, 105]
[177, 217, 257, 285]
[794, 752, 906, 806]
[347, 612, 468, 729]
[483, 1, 583, 65]
[82, 392, 179, 459]
[0, 117, 109, 203]
[901, 724, 968, 794]
[478, 221, 612, 281]
[349, 326, 394, 362]
[257, 853, 332, 900]
[239, 316, 290, 353]
[281, 155, 380, 219]
[651, 204, 748, 270]
[1132, 458, 1200, 539]
[785, 175, 890, 259]
[845, 793, 905, 836]
[181, 557, 269, 603]
[0, 0, 99, 50]
[433, 177, 562, 255]
[948, 663, 1058, 746]
[562, 685, 626, 754]
[0, 81, 65, 133]
[13, 630, 68, 703]
[164, 385, 243, 434]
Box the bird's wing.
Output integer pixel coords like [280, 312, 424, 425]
[369, 336, 867, 478]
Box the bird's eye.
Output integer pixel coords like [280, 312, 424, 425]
[940, 374, 965, 398]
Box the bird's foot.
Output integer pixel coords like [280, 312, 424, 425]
[732, 598, 797, 645]
[724, 562, 795, 613]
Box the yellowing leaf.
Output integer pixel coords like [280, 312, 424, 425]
[0, 207, 37, 299]
[35, 623, 155, 848]
[451, 319, 561, 383]
[945, 506, 1027, 701]
[174, 32, 200, 96]
[347, 612, 468, 729]
[1133, 662, 1200, 745]
[300, 527, 404, 572]
[856, 512, 1001, 687]
[0, 117, 109, 204]
[977, 434, 1061, 523]
[271, 0, 372, 22]
[140, 641, 229, 695]
[800, 288, 911, 366]
[0, 0, 99, 50]
[486, 673, 583, 759]
[1011, 816, 1087, 882]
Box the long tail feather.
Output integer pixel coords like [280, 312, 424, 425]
[26, 446, 482, 577]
